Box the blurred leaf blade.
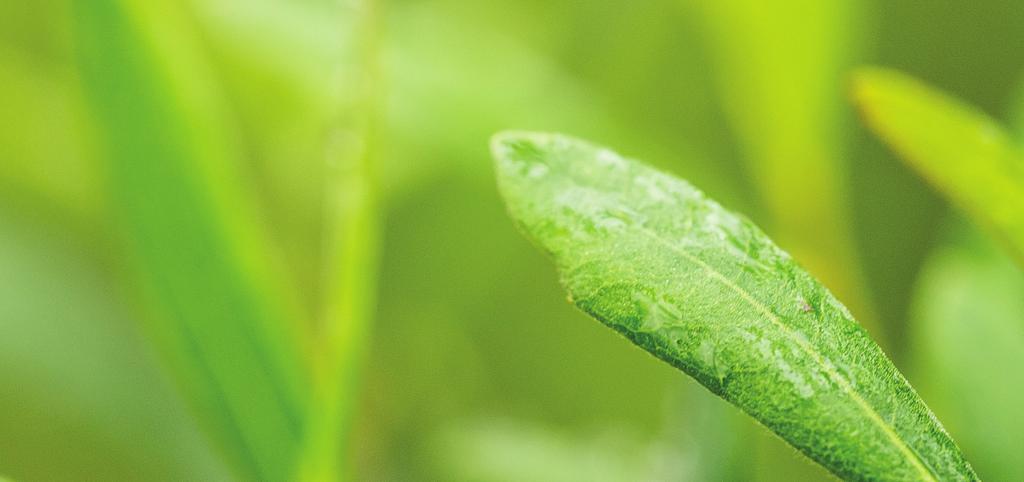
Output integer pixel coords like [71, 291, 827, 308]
[0, 43, 101, 226]
[910, 224, 1024, 481]
[0, 215, 232, 482]
[492, 132, 977, 481]
[72, 1, 310, 480]
[189, 0, 361, 306]
[853, 67, 1024, 267]
[689, 0, 877, 338]
[299, 0, 383, 479]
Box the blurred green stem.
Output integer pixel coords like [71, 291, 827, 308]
[299, 0, 383, 480]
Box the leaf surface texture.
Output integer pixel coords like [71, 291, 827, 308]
[492, 131, 976, 481]
[854, 68, 1024, 267]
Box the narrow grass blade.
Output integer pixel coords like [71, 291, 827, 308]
[298, 1, 382, 479]
[73, 1, 310, 480]
[0, 45, 100, 226]
[0, 215, 232, 481]
[689, 0, 878, 338]
[190, 0, 359, 307]
[492, 132, 977, 481]
[853, 67, 1024, 267]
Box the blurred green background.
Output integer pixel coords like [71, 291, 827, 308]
[2, 0, 1023, 480]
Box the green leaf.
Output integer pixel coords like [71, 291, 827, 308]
[491, 132, 976, 481]
[853, 67, 1024, 267]
[73, 1, 310, 480]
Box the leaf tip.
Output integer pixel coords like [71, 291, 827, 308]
[849, 66, 898, 96]
[489, 130, 566, 187]
[491, 130, 551, 163]
[849, 66, 906, 121]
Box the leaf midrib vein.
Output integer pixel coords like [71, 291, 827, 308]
[634, 228, 938, 481]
